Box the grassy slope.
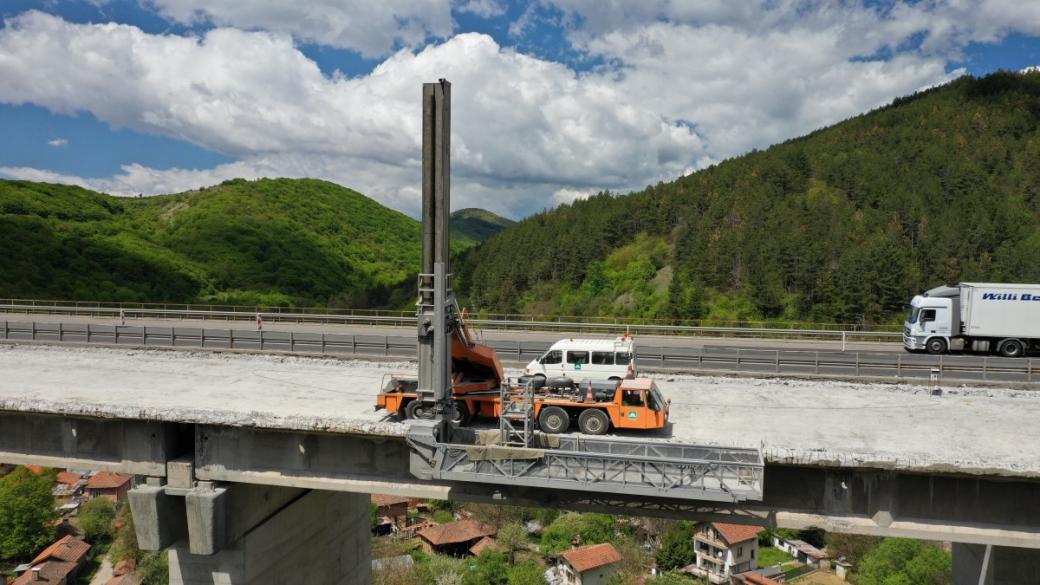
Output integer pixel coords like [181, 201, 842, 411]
[450, 208, 515, 246]
[458, 71, 1040, 324]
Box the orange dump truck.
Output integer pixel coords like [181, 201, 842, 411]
[375, 375, 669, 435]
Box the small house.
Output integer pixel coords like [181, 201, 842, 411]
[556, 542, 622, 585]
[85, 471, 132, 502]
[684, 523, 765, 584]
[12, 535, 91, 585]
[417, 520, 496, 556]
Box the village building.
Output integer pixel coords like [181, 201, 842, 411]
[417, 519, 496, 556]
[12, 535, 91, 585]
[771, 536, 831, 566]
[371, 494, 410, 534]
[53, 471, 84, 499]
[684, 523, 765, 584]
[84, 471, 132, 502]
[556, 542, 622, 585]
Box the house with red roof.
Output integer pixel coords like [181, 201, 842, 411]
[556, 542, 622, 585]
[11, 535, 91, 585]
[684, 523, 765, 584]
[416, 520, 496, 556]
[85, 471, 132, 502]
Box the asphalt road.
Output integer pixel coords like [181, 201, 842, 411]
[1, 316, 1036, 384]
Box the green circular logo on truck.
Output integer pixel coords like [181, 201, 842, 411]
[628, 411, 637, 420]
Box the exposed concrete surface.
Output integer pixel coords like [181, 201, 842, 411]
[1, 344, 1038, 477]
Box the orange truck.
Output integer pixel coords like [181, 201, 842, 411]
[375, 375, 669, 434]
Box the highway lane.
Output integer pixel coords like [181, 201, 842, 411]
[0, 312, 902, 353]
[1, 316, 1037, 384]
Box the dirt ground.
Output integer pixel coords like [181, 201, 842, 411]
[794, 570, 848, 585]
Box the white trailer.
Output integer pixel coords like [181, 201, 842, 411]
[903, 282, 1040, 357]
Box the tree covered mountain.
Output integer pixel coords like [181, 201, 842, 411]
[451, 208, 516, 246]
[457, 71, 1040, 324]
[0, 178, 507, 307]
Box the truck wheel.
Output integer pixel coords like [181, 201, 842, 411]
[578, 409, 610, 435]
[926, 338, 947, 355]
[404, 400, 434, 420]
[999, 339, 1025, 358]
[450, 401, 472, 425]
[538, 406, 569, 434]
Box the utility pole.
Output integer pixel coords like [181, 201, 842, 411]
[416, 79, 453, 422]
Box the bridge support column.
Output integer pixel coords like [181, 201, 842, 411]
[170, 488, 370, 585]
[953, 543, 1040, 585]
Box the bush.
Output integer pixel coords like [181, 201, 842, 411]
[540, 513, 617, 556]
[0, 467, 57, 560]
[78, 498, 117, 542]
[655, 520, 696, 571]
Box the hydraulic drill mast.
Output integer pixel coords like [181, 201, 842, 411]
[416, 79, 454, 424]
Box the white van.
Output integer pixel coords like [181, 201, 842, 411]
[524, 336, 636, 381]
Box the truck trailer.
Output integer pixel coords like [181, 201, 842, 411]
[903, 282, 1040, 357]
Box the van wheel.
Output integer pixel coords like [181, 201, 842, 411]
[538, 407, 569, 434]
[404, 400, 434, 420]
[999, 339, 1025, 358]
[926, 338, 947, 355]
[578, 409, 610, 435]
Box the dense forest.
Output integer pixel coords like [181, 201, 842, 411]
[457, 71, 1040, 325]
[0, 178, 510, 307]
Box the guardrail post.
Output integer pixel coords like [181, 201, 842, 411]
[384, 336, 389, 356]
[259, 330, 264, 351]
[289, 331, 294, 353]
[659, 348, 664, 367]
[58, 322, 63, 342]
[143, 327, 147, 345]
[85, 323, 90, 343]
[775, 350, 780, 373]
[1029, 358, 1034, 382]
[229, 330, 233, 349]
[842, 331, 847, 352]
[896, 354, 901, 378]
[983, 357, 988, 381]
[31, 321, 36, 341]
[939, 354, 943, 376]
[2, 320, 7, 339]
[114, 324, 119, 345]
[171, 328, 176, 347]
[855, 352, 860, 376]
[321, 333, 326, 354]
[814, 351, 819, 374]
[736, 348, 741, 369]
[352, 335, 357, 354]
[516, 342, 521, 361]
[200, 329, 205, 348]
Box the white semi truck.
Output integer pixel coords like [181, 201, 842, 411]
[903, 282, 1040, 357]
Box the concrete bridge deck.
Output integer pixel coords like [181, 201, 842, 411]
[1, 343, 1036, 478]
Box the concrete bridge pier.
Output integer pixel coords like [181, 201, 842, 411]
[130, 478, 371, 585]
[953, 543, 1040, 585]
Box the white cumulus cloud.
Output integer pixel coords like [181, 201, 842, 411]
[47, 138, 67, 147]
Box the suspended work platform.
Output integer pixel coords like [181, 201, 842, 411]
[407, 421, 765, 502]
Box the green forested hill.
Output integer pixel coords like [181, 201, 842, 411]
[458, 71, 1040, 324]
[0, 178, 454, 306]
[451, 208, 516, 245]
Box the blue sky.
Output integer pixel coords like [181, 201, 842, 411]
[1, 1, 1039, 217]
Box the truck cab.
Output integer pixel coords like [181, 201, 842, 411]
[903, 286, 959, 354]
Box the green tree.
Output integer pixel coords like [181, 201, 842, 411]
[540, 513, 617, 556]
[497, 522, 528, 564]
[508, 560, 546, 585]
[825, 532, 880, 566]
[655, 520, 696, 571]
[463, 550, 510, 585]
[0, 466, 57, 560]
[855, 538, 950, 585]
[78, 497, 117, 542]
[645, 571, 698, 585]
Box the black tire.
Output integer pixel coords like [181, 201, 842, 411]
[999, 339, 1025, 358]
[578, 409, 610, 435]
[926, 337, 947, 355]
[450, 401, 472, 425]
[404, 400, 434, 420]
[538, 406, 570, 434]
[547, 377, 574, 389]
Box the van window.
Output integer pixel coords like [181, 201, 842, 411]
[591, 351, 614, 365]
[567, 351, 590, 365]
[622, 390, 645, 407]
[615, 352, 632, 365]
[541, 350, 563, 365]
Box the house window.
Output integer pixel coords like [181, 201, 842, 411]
[752, 548, 755, 559]
[738, 546, 743, 557]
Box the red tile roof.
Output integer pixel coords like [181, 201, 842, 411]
[560, 543, 622, 573]
[85, 471, 132, 490]
[418, 520, 496, 546]
[712, 523, 764, 545]
[468, 536, 500, 556]
[55, 471, 83, 487]
[371, 494, 410, 507]
[13, 536, 91, 585]
[30, 535, 90, 565]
